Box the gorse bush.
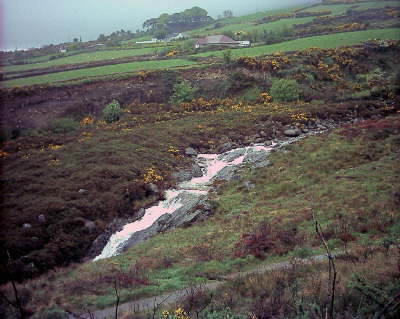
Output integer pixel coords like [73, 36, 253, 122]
[270, 78, 300, 102]
[102, 100, 122, 123]
[169, 81, 198, 106]
[242, 86, 262, 103]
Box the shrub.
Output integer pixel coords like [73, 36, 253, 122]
[222, 50, 233, 66]
[169, 81, 198, 106]
[270, 78, 300, 102]
[102, 100, 122, 123]
[48, 117, 79, 134]
[241, 86, 262, 103]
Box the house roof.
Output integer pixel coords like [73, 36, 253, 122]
[196, 35, 238, 45]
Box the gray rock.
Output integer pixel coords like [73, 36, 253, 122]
[136, 208, 146, 219]
[317, 124, 327, 130]
[218, 149, 246, 163]
[255, 138, 264, 143]
[84, 221, 96, 233]
[260, 130, 267, 137]
[221, 142, 237, 153]
[212, 166, 237, 181]
[23, 223, 32, 229]
[124, 192, 210, 251]
[243, 149, 271, 168]
[283, 129, 301, 137]
[265, 141, 273, 146]
[172, 164, 203, 182]
[78, 188, 88, 194]
[185, 147, 198, 156]
[37, 214, 46, 223]
[146, 183, 159, 195]
[302, 128, 309, 133]
[243, 181, 256, 190]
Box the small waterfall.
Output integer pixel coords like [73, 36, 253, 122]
[93, 143, 274, 261]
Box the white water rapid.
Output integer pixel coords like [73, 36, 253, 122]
[93, 143, 274, 261]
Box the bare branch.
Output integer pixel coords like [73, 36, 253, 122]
[312, 209, 337, 319]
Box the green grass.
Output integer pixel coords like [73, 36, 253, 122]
[192, 28, 400, 58]
[2, 47, 159, 73]
[309, 0, 400, 16]
[191, 17, 315, 37]
[1, 59, 196, 87]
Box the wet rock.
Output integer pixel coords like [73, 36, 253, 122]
[302, 128, 309, 133]
[172, 164, 203, 182]
[37, 214, 46, 223]
[124, 192, 210, 251]
[218, 149, 246, 162]
[23, 223, 31, 229]
[317, 125, 327, 130]
[78, 188, 88, 194]
[243, 149, 271, 168]
[265, 141, 273, 146]
[284, 129, 301, 137]
[136, 208, 146, 219]
[88, 218, 128, 258]
[219, 142, 234, 153]
[213, 166, 237, 181]
[185, 147, 198, 156]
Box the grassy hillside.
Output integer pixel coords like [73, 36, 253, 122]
[2, 47, 159, 73]
[1, 59, 196, 87]
[193, 28, 400, 58]
[4, 115, 399, 317]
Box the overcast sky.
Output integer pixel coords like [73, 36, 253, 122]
[1, 0, 317, 51]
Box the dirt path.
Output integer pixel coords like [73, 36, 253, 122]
[69, 253, 335, 319]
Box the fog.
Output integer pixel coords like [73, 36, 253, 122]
[1, 0, 318, 51]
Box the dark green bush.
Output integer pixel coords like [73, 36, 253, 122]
[242, 86, 261, 103]
[270, 78, 300, 102]
[169, 81, 198, 105]
[102, 100, 123, 123]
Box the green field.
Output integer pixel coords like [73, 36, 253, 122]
[188, 0, 400, 37]
[309, 0, 400, 15]
[1, 59, 196, 87]
[2, 47, 158, 73]
[190, 17, 315, 37]
[193, 28, 400, 58]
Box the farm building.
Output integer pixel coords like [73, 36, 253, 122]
[195, 35, 243, 48]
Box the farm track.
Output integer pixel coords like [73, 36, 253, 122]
[71, 253, 339, 319]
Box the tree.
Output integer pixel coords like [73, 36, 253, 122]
[223, 10, 234, 18]
[169, 81, 198, 106]
[98, 34, 107, 42]
[103, 100, 123, 123]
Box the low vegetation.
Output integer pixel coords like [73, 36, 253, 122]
[1, 1, 400, 318]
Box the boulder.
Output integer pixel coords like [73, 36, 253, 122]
[22, 223, 32, 229]
[146, 183, 159, 195]
[283, 129, 301, 137]
[243, 181, 256, 190]
[218, 149, 246, 163]
[172, 164, 203, 182]
[219, 142, 234, 153]
[185, 147, 198, 156]
[124, 192, 210, 251]
[37, 214, 46, 223]
[84, 220, 97, 233]
[212, 166, 237, 181]
[78, 188, 88, 194]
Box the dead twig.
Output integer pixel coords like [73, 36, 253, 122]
[312, 209, 337, 319]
